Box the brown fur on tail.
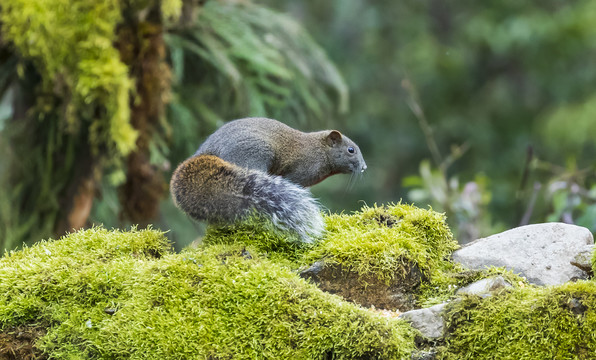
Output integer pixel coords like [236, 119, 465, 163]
[170, 155, 251, 224]
[169, 154, 324, 242]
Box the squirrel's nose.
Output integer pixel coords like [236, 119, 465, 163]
[361, 163, 367, 173]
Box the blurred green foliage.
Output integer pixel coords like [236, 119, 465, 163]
[2, 0, 596, 250]
[265, 0, 596, 241]
[164, 0, 348, 166]
[0, 0, 350, 251]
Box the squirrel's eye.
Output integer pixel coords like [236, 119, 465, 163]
[347, 146, 355, 154]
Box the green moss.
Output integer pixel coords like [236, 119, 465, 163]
[202, 203, 525, 309]
[1, 0, 139, 159]
[417, 266, 528, 307]
[204, 203, 463, 287]
[304, 203, 458, 283]
[441, 281, 596, 359]
[161, 0, 183, 20]
[0, 227, 416, 359]
[0, 227, 172, 328]
[1, 0, 183, 167]
[203, 216, 311, 263]
[591, 245, 596, 274]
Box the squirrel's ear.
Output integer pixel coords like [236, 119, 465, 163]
[326, 130, 343, 146]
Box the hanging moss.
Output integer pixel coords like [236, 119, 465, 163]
[1, 0, 184, 159]
[1, 0, 140, 158]
[161, 0, 183, 20]
[0, 227, 417, 359]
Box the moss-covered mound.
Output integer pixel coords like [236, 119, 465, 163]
[442, 281, 596, 359]
[203, 203, 496, 310]
[305, 204, 458, 283]
[0, 227, 416, 359]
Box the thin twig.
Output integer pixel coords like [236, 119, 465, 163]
[441, 142, 470, 174]
[520, 182, 541, 226]
[401, 78, 443, 171]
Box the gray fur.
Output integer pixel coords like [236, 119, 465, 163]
[196, 118, 284, 172]
[243, 169, 324, 242]
[173, 117, 366, 243]
[197, 117, 367, 187]
[170, 154, 324, 242]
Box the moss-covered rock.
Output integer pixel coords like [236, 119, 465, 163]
[591, 244, 596, 274]
[305, 204, 458, 282]
[300, 259, 425, 311]
[0, 227, 416, 359]
[441, 281, 596, 359]
[300, 204, 459, 310]
[202, 203, 520, 311]
[3, 203, 554, 359]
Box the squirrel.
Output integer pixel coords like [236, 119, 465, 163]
[169, 117, 367, 242]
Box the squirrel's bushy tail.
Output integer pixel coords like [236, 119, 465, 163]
[170, 155, 324, 242]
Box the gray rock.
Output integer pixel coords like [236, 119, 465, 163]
[456, 276, 512, 297]
[570, 244, 594, 273]
[399, 303, 446, 339]
[411, 350, 437, 360]
[452, 223, 593, 286]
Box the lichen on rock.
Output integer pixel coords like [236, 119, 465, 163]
[452, 223, 594, 285]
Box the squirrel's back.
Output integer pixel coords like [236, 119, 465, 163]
[170, 117, 366, 242]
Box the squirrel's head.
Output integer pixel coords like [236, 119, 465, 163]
[325, 130, 367, 174]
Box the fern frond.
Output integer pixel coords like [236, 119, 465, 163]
[165, 0, 348, 139]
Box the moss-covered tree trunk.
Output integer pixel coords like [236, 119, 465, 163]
[55, 5, 172, 235]
[54, 146, 98, 236]
[1, 0, 172, 245]
[116, 6, 170, 226]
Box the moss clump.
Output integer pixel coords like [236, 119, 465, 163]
[304, 203, 458, 283]
[441, 281, 596, 359]
[203, 203, 522, 310]
[591, 246, 596, 274]
[417, 266, 528, 308]
[298, 203, 527, 309]
[203, 216, 311, 263]
[0, 227, 416, 359]
[0, 227, 172, 329]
